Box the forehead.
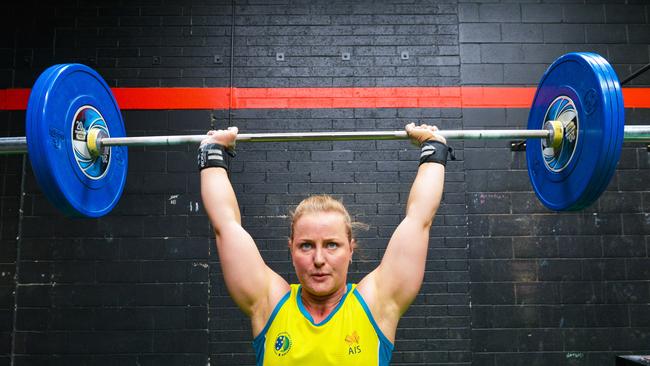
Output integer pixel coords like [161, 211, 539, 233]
[292, 211, 348, 239]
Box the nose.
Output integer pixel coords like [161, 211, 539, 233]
[313, 246, 325, 267]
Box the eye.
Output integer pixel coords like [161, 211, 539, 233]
[326, 242, 339, 249]
[299, 242, 313, 250]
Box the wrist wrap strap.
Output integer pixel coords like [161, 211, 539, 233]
[419, 140, 455, 166]
[197, 143, 235, 171]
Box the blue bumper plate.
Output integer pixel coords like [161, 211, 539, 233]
[526, 52, 624, 211]
[26, 64, 128, 218]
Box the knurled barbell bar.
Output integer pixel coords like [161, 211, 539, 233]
[0, 52, 649, 217]
[2, 126, 649, 152]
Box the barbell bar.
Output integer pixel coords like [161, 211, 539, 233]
[0, 129, 547, 154]
[0, 52, 648, 217]
[2, 127, 649, 154]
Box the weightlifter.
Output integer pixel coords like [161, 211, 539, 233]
[199, 123, 450, 365]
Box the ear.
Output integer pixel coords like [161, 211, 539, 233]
[287, 238, 292, 252]
[288, 239, 296, 266]
[350, 239, 356, 258]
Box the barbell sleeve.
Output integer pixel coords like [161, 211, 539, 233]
[623, 125, 650, 141]
[0, 137, 27, 154]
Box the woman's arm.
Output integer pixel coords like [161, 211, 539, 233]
[358, 123, 446, 339]
[200, 128, 289, 329]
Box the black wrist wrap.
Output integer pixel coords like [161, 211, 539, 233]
[197, 143, 235, 171]
[419, 140, 455, 166]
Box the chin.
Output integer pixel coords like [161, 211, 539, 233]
[303, 279, 341, 297]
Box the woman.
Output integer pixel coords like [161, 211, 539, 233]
[199, 123, 448, 365]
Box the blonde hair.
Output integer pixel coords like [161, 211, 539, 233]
[289, 195, 365, 246]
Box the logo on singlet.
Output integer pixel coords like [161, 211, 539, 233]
[345, 330, 361, 355]
[273, 332, 292, 356]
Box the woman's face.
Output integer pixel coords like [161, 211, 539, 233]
[289, 211, 354, 297]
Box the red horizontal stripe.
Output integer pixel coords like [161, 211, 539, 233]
[0, 89, 31, 110]
[622, 89, 650, 108]
[113, 88, 231, 110]
[2, 87, 650, 110]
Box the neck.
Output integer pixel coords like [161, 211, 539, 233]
[301, 284, 348, 323]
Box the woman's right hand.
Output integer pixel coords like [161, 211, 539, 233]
[200, 126, 238, 148]
[405, 123, 446, 146]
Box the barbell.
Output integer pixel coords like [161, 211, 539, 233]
[0, 52, 649, 217]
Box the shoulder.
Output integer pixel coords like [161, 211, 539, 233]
[355, 273, 400, 342]
[251, 279, 291, 337]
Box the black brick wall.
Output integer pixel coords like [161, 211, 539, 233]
[0, 1, 648, 366]
[460, 1, 650, 365]
[0, 110, 22, 366]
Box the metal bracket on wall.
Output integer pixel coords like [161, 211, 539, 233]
[510, 140, 526, 151]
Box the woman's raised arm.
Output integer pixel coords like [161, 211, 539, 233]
[358, 123, 447, 340]
[200, 128, 289, 333]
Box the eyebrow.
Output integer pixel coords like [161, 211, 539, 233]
[295, 237, 343, 243]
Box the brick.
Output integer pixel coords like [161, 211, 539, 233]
[603, 236, 646, 257]
[604, 4, 646, 24]
[501, 23, 543, 43]
[288, 183, 332, 194]
[459, 24, 501, 43]
[582, 259, 626, 281]
[461, 64, 503, 84]
[311, 150, 354, 161]
[460, 44, 481, 64]
[495, 353, 564, 365]
[521, 4, 563, 23]
[538, 259, 582, 281]
[458, 3, 479, 22]
[517, 329, 563, 351]
[471, 283, 514, 305]
[543, 24, 585, 43]
[471, 329, 518, 352]
[522, 44, 572, 63]
[153, 330, 208, 353]
[478, 4, 521, 23]
[585, 24, 627, 44]
[469, 238, 512, 259]
[629, 25, 650, 44]
[630, 305, 650, 326]
[516, 283, 558, 304]
[467, 192, 511, 214]
[480, 44, 524, 63]
[564, 4, 605, 23]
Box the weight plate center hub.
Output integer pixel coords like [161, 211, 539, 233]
[542, 96, 578, 173]
[72, 105, 111, 180]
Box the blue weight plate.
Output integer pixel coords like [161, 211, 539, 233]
[26, 64, 70, 211]
[578, 53, 624, 209]
[563, 53, 614, 210]
[569, 53, 622, 210]
[26, 64, 128, 217]
[526, 52, 617, 211]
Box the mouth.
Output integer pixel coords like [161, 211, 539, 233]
[311, 273, 330, 280]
